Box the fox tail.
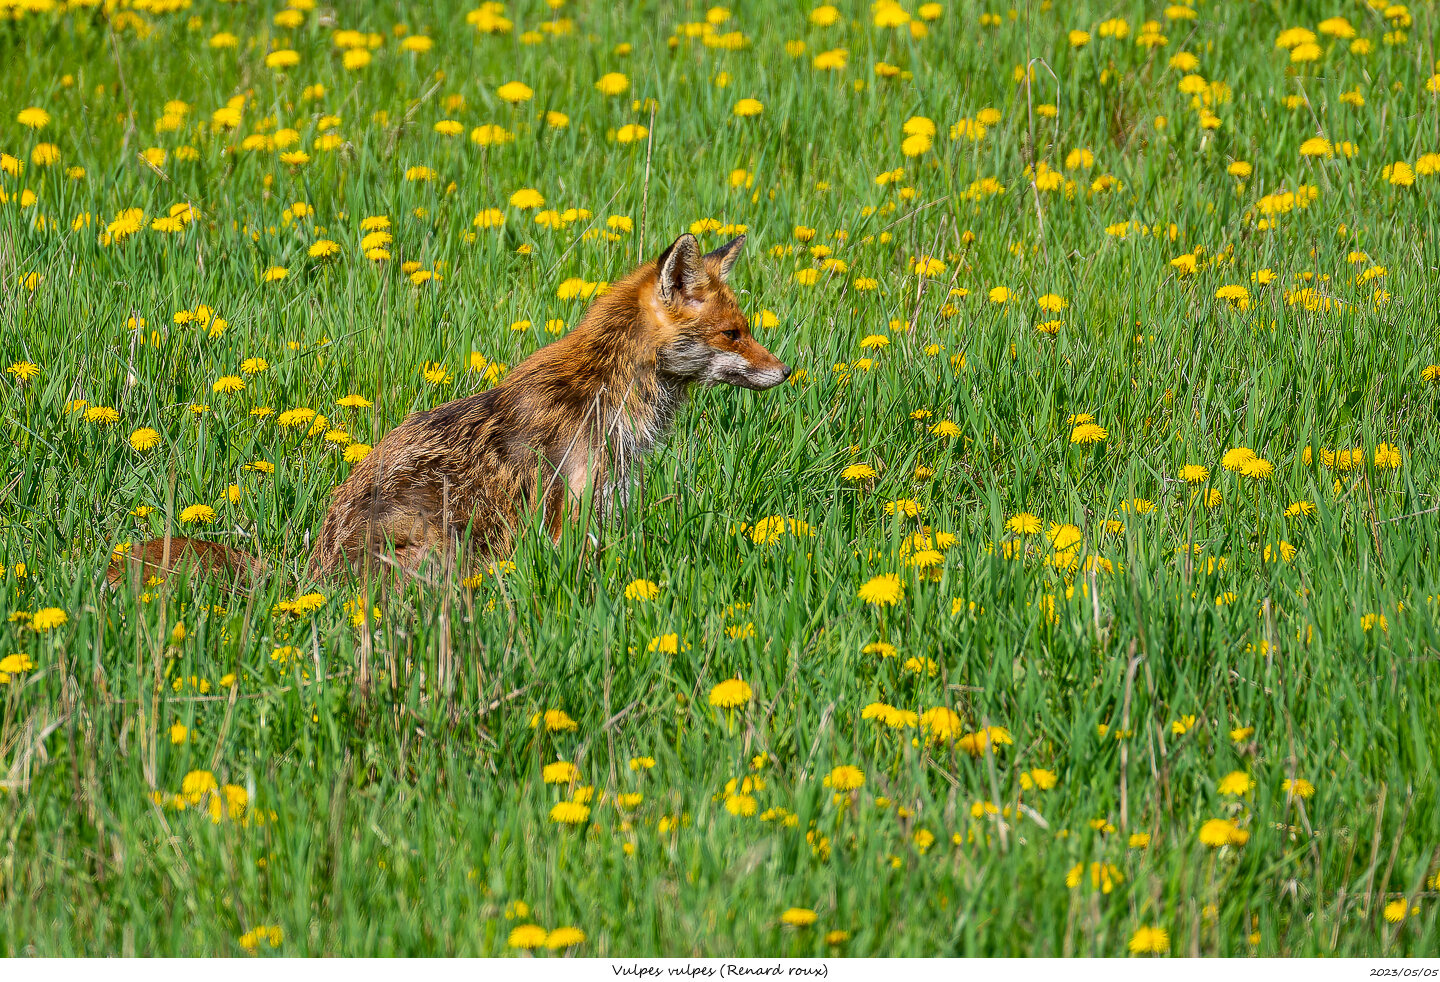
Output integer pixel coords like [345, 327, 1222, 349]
[106, 536, 264, 587]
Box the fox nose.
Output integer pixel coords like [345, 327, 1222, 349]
[780, 363, 791, 380]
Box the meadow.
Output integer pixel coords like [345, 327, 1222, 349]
[2, 0, 1439, 958]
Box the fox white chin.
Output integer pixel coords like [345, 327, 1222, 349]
[703, 352, 791, 390]
[722, 367, 790, 390]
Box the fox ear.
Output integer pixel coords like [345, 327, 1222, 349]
[704, 234, 745, 282]
[656, 233, 706, 304]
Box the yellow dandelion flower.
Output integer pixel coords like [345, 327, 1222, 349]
[1217, 771, 1255, 795]
[709, 678, 753, 708]
[595, 72, 629, 96]
[1005, 512, 1042, 535]
[129, 428, 161, 451]
[508, 924, 548, 948]
[544, 927, 585, 949]
[542, 761, 578, 784]
[1198, 818, 1250, 847]
[1282, 777, 1315, 798]
[957, 726, 1012, 756]
[32, 608, 68, 632]
[857, 574, 903, 606]
[1128, 926, 1170, 954]
[624, 579, 660, 601]
[822, 765, 864, 791]
[180, 504, 216, 524]
[497, 81, 534, 103]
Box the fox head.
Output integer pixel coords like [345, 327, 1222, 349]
[650, 233, 790, 391]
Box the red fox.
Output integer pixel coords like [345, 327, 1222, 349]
[109, 233, 788, 587]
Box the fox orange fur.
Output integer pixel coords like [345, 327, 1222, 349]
[108, 233, 788, 587]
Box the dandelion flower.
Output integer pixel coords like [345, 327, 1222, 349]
[780, 907, 818, 927]
[544, 927, 585, 949]
[18, 107, 52, 129]
[1218, 771, 1255, 795]
[1384, 161, 1415, 187]
[1006, 512, 1042, 534]
[1239, 456, 1273, 479]
[857, 574, 903, 606]
[129, 428, 161, 451]
[1128, 926, 1170, 955]
[919, 707, 962, 741]
[1020, 768, 1058, 790]
[508, 924, 548, 948]
[180, 504, 217, 524]
[543, 761, 578, 784]
[497, 81, 534, 103]
[531, 708, 578, 732]
[1221, 447, 1257, 472]
[469, 124, 513, 146]
[549, 801, 590, 824]
[238, 926, 283, 951]
[958, 726, 1012, 756]
[883, 498, 921, 517]
[0, 654, 35, 679]
[823, 765, 864, 791]
[595, 73, 629, 96]
[1373, 444, 1402, 469]
[32, 607, 68, 631]
[277, 408, 317, 428]
[902, 133, 933, 156]
[624, 579, 659, 601]
[907, 548, 943, 568]
[1215, 284, 1251, 308]
[1282, 777, 1315, 798]
[1199, 818, 1250, 847]
[709, 678, 753, 708]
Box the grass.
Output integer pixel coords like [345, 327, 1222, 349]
[2, 0, 1439, 957]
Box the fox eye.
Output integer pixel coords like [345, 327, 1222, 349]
[723, 328, 742, 342]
